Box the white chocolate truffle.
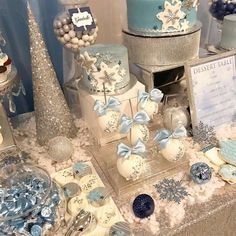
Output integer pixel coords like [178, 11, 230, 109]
[54, 20, 62, 29]
[98, 111, 120, 133]
[88, 35, 94, 42]
[128, 124, 149, 146]
[160, 139, 185, 162]
[59, 28, 65, 36]
[117, 155, 146, 181]
[65, 43, 72, 49]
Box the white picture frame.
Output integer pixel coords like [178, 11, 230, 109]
[185, 50, 236, 130]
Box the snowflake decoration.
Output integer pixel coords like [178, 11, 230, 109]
[154, 178, 189, 204]
[157, 1, 185, 31]
[80, 51, 97, 73]
[193, 121, 218, 147]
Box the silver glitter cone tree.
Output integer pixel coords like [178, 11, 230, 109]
[27, 3, 76, 145]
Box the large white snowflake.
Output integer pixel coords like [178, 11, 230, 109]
[92, 62, 123, 91]
[80, 51, 97, 73]
[157, 0, 186, 31]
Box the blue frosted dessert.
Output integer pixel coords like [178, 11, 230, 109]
[126, 0, 199, 35]
[80, 44, 131, 95]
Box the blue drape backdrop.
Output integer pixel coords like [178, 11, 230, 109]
[0, 0, 63, 115]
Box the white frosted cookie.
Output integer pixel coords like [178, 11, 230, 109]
[53, 168, 74, 186]
[67, 193, 89, 216]
[219, 164, 236, 184]
[96, 205, 120, 228]
[80, 174, 103, 193]
[202, 145, 225, 167]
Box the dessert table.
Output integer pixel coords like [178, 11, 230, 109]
[10, 112, 236, 236]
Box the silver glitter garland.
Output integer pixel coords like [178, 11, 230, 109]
[27, 3, 76, 145]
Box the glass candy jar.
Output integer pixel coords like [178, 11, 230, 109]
[0, 162, 65, 236]
[53, 0, 98, 53]
[209, 0, 236, 22]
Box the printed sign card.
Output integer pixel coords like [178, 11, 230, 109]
[68, 7, 96, 31]
[186, 51, 236, 130]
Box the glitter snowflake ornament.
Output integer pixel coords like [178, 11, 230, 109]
[193, 121, 218, 148]
[154, 178, 189, 204]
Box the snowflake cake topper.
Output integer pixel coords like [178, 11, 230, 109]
[154, 178, 189, 204]
[193, 121, 218, 147]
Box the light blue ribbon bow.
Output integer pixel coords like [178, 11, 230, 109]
[154, 126, 187, 149]
[138, 89, 163, 109]
[119, 111, 150, 134]
[94, 97, 121, 116]
[117, 139, 146, 159]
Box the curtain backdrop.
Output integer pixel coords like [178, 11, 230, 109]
[0, 0, 219, 115]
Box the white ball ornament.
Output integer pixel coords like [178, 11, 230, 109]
[64, 34, 71, 42]
[47, 136, 74, 163]
[71, 37, 79, 44]
[154, 126, 187, 162]
[78, 40, 85, 47]
[69, 30, 76, 38]
[82, 35, 89, 41]
[117, 141, 147, 181]
[94, 97, 121, 133]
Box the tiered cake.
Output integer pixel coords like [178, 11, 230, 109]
[127, 0, 199, 35]
[124, 0, 201, 66]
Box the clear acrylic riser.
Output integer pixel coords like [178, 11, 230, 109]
[88, 123, 189, 197]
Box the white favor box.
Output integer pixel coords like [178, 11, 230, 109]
[78, 77, 145, 146]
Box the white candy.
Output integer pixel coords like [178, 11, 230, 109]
[53, 169, 74, 186]
[204, 147, 225, 167]
[88, 35, 94, 42]
[128, 124, 149, 146]
[58, 37, 66, 44]
[97, 205, 119, 228]
[85, 41, 91, 47]
[98, 111, 120, 133]
[63, 25, 70, 33]
[71, 37, 79, 44]
[80, 174, 102, 193]
[160, 139, 185, 162]
[139, 100, 159, 119]
[65, 43, 72, 49]
[82, 35, 89, 41]
[117, 154, 146, 181]
[78, 40, 85, 47]
[64, 34, 71, 42]
[67, 194, 89, 216]
[69, 30, 76, 38]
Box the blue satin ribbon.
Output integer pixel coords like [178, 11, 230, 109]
[154, 126, 187, 149]
[93, 97, 121, 116]
[138, 89, 163, 109]
[117, 139, 146, 159]
[119, 111, 150, 134]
